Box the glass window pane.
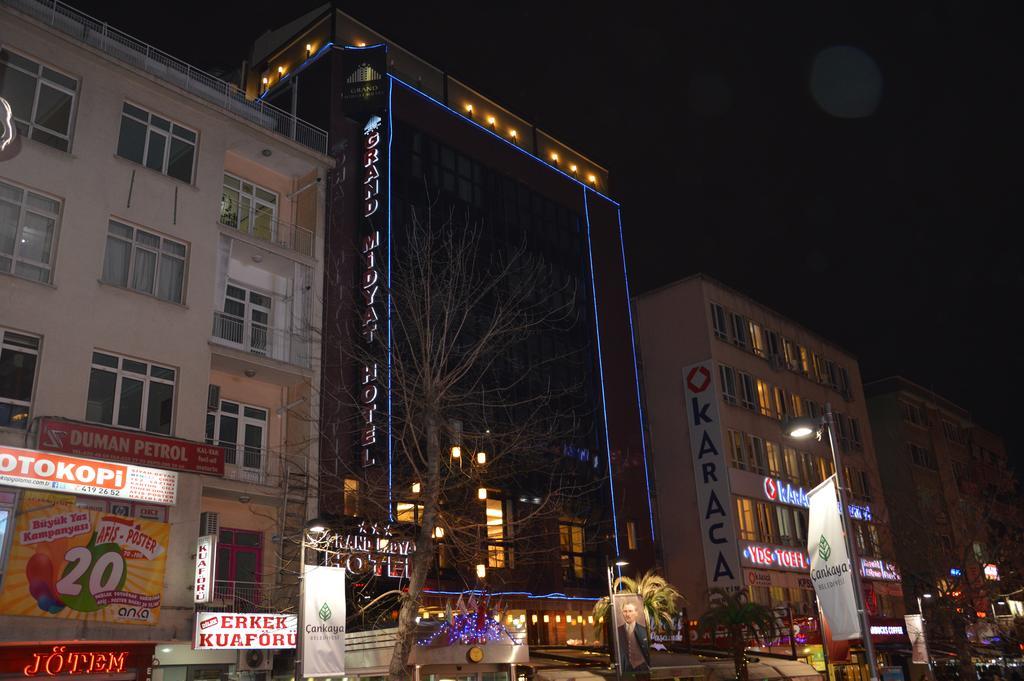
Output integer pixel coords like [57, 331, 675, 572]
[166, 138, 194, 183]
[156, 253, 184, 302]
[14, 261, 48, 282]
[220, 401, 239, 414]
[116, 116, 147, 164]
[135, 230, 160, 248]
[91, 352, 118, 368]
[0, 201, 19, 256]
[172, 124, 196, 143]
[26, 193, 59, 215]
[86, 368, 116, 424]
[243, 407, 267, 421]
[232, 551, 258, 582]
[151, 115, 170, 131]
[146, 381, 174, 434]
[234, 531, 261, 547]
[117, 377, 143, 428]
[150, 365, 175, 381]
[162, 240, 186, 257]
[34, 83, 72, 135]
[131, 247, 157, 294]
[0, 67, 36, 122]
[122, 102, 148, 120]
[0, 347, 37, 401]
[41, 67, 76, 91]
[218, 415, 238, 445]
[121, 359, 147, 374]
[19, 213, 54, 264]
[3, 332, 39, 350]
[145, 131, 166, 172]
[102, 235, 131, 286]
[0, 403, 29, 428]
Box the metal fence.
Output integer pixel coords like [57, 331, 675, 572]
[218, 212, 314, 258]
[195, 581, 285, 613]
[6, 0, 328, 155]
[212, 312, 311, 369]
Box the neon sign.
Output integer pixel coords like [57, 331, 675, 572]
[324, 521, 413, 578]
[193, 534, 216, 603]
[984, 564, 1000, 581]
[1, 97, 14, 151]
[23, 647, 128, 677]
[741, 543, 809, 571]
[870, 625, 904, 636]
[860, 558, 901, 582]
[359, 114, 385, 468]
[760, 474, 872, 521]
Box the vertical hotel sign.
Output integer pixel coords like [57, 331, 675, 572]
[682, 361, 742, 592]
[342, 45, 389, 468]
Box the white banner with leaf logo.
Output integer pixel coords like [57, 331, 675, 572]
[301, 565, 346, 677]
[808, 476, 861, 640]
[905, 614, 929, 664]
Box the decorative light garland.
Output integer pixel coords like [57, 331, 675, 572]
[417, 611, 517, 647]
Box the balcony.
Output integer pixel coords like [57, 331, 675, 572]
[196, 580, 286, 613]
[218, 209, 314, 258]
[6, 0, 327, 154]
[212, 311, 311, 369]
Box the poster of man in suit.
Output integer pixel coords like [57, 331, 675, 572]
[613, 593, 652, 674]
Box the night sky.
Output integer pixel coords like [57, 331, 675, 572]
[61, 1, 1023, 473]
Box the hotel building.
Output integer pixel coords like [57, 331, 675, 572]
[1, 1, 330, 680]
[635, 275, 906, 676]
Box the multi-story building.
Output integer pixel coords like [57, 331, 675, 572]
[246, 3, 656, 668]
[866, 377, 1023, 651]
[0, 1, 330, 680]
[635, 275, 906, 676]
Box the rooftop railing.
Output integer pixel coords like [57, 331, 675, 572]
[5, 0, 328, 155]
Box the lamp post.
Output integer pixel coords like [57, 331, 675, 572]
[607, 559, 629, 681]
[784, 403, 881, 681]
[295, 518, 328, 681]
[917, 593, 935, 681]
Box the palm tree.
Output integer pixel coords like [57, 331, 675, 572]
[697, 588, 777, 681]
[592, 570, 684, 638]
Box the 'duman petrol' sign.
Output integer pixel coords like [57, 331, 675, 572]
[682, 361, 742, 593]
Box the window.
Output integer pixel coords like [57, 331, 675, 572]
[728, 430, 747, 470]
[748, 320, 765, 357]
[908, 443, 936, 470]
[0, 49, 77, 152]
[765, 329, 781, 359]
[835, 412, 850, 451]
[790, 393, 805, 417]
[102, 220, 186, 303]
[805, 400, 818, 419]
[0, 329, 39, 429]
[838, 367, 851, 396]
[799, 346, 812, 377]
[220, 174, 278, 241]
[116, 102, 196, 183]
[343, 478, 360, 516]
[559, 517, 585, 581]
[754, 501, 777, 543]
[783, 338, 800, 371]
[738, 372, 756, 410]
[732, 314, 749, 350]
[825, 359, 840, 389]
[0, 492, 14, 587]
[850, 417, 863, 449]
[942, 420, 962, 443]
[773, 386, 788, 421]
[626, 521, 637, 551]
[783, 447, 801, 484]
[776, 506, 797, 545]
[395, 501, 425, 523]
[719, 364, 737, 405]
[901, 401, 926, 426]
[816, 455, 833, 483]
[748, 435, 768, 475]
[87, 351, 175, 434]
[735, 498, 756, 541]
[755, 379, 773, 417]
[216, 528, 262, 594]
[801, 452, 820, 484]
[849, 469, 871, 501]
[765, 441, 783, 477]
[486, 498, 510, 568]
[206, 399, 268, 480]
[710, 302, 728, 340]
[0, 178, 61, 283]
[215, 284, 273, 355]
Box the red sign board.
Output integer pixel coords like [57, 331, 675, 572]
[38, 418, 224, 476]
[0, 643, 155, 681]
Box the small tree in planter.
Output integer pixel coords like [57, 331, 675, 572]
[698, 588, 777, 681]
[592, 570, 684, 639]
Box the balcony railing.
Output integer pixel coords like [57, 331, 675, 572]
[5, 0, 328, 155]
[212, 312, 311, 369]
[196, 580, 285, 613]
[218, 211, 314, 258]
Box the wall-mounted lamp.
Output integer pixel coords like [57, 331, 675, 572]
[476, 451, 487, 465]
[478, 487, 488, 500]
[476, 564, 486, 578]
[411, 482, 421, 494]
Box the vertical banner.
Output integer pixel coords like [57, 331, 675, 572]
[905, 614, 929, 664]
[301, 565, 346, 677]
[0, 492, 169, 625]
[682, 361, 743, 592]
[808, 476, 861, 640]
[193, 535, 216, 604]
[612, 593, 652, 676]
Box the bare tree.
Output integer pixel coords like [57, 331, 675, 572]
[318, 194, 610, 679]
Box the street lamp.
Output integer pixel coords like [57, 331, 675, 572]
[296, 518, 329, 681]
[784, 404, 881, 681]
[606, 559, 629, 681]
[916, 593, 935, 681]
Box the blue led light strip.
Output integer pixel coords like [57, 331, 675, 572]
[387, 75, 620, 206]
[582, 188, 621, 571]
[387, 73, 394, 522]
[616, 206, 656, 543]
[423, 589, 601, 602]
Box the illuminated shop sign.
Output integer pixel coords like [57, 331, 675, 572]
[860, 558, 901, 582]
[194, 612, 296, 649]
[870, 625, 905, 636]
[0, 445, 177, 505]
[761, 475, 872, 521]
[984, 564, 1000, 581]
[324, 521, 413, 578]
[682, 362, 743, 592]
[741, 542, 809, 572]
[193, 534, 216, 604]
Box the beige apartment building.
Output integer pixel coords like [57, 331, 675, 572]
[635, 275, 906, 676]
[0, 1, 331, 678]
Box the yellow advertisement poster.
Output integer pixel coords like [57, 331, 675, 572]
[0, 492, 169, 625]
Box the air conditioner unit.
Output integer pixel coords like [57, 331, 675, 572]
[238, 649, 273, 672]
[208, 384, 221, 411]
[199, 511, 219, 537]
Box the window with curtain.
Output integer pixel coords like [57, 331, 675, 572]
[0, 178, 61, 283]
[102, 219, 186, 303]
[220, 174, 278, 242]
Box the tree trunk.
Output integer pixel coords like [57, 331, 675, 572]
[952, 617, 975, 681]
[388, 414, 442, 680]
[733, 626, 748, 681]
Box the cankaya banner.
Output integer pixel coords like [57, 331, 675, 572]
[0, 444, 178, 505]
[807, 476, 861, 640]
[301, 565, 346, 677]
[905, 614, 929, 664]
[39, 418, 225, 476]
[0, 492, 169, 625]
[194, 613, 297, 649]
[682, 361, 743, 592]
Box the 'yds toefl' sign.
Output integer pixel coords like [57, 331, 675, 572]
[683, 362, 742, 592]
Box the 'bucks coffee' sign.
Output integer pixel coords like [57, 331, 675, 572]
[807, 476, 861, 640]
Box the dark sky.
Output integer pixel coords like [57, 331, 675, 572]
[64, 1, 1023, 473]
